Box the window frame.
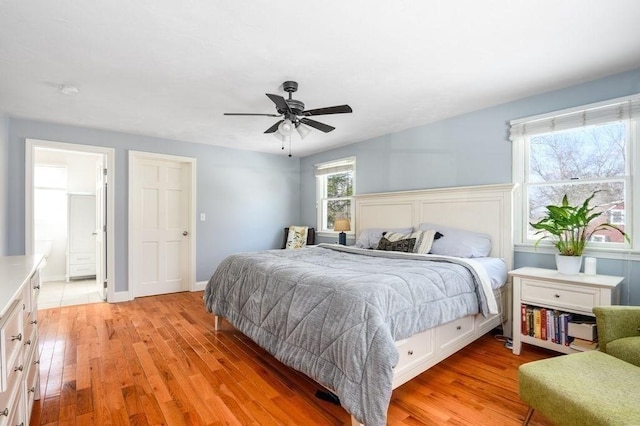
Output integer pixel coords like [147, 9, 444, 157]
[315, 157, 356, 235]
[511, 94, 639, 256]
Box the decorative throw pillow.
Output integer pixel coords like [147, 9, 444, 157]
[383, 229, 437, 254]
[354, 227, 413, 249]
[285, 226, 309, 249]
[376, 236, 417, 252]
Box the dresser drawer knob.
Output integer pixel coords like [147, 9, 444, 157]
[0, 408, 8, 416]
[554, 294, 560, 298]
[30, 320, 38, 325]
[456, 325, 462, 330]
[33, 284, 40, 290]
[25, 339, 32, 345]
[28, 387, 36, 394]
[407, 350, 414, 356]
[34, 359, 40, 365]
[14, 365, 23, 372]
[11, 333, 22, 342]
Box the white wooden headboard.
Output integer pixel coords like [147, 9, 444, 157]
[354, 183, 516, 271]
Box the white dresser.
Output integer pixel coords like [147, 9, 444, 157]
[0, 255, 42, 425]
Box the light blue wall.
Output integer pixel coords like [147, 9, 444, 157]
[301, 67, 640, 305]
[0, 113, 8, 256]
[6, 118, 300, 291]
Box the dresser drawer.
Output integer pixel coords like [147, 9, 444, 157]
[30, 270, 41, 308]
[4, 381, 25, 426]
[520, 278, 601, 313]
[435, 315, 475, 351]
[69, 252, 95, 265]
[0, 300, 23, 393]
[0, 342, 24, 419]
[69, 263, 96, 276]
[25, 335, 40, 413]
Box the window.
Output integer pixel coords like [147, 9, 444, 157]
[609, 209, 625, 225]
[511, 95, 639, 251]
[315, 157, 355, 232]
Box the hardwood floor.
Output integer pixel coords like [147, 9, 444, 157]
[31, 291, 555, 425]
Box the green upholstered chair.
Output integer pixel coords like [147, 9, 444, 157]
[593, 305, 640, 367]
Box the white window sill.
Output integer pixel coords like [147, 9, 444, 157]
[515, 243, 640, 261]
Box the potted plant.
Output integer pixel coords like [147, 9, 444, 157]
[530, 191, 629, 274]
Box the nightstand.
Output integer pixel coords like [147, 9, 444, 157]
[509, 267, 624, 355]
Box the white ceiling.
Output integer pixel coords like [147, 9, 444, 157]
[2, 1, 640, 157]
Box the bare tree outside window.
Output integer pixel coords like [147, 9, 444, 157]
[527, 122, 627, 242]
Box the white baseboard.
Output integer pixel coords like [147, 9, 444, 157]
[110, 290, 132, 303]
[194, 281, 207, 291]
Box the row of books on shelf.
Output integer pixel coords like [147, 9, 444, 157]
[520, 304, 599, 351]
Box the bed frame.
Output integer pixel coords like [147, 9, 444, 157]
[350, 183, 515, 424]
[215, 183, 516, 425]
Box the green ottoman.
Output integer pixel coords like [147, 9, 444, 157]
[518, 350, 640, 425]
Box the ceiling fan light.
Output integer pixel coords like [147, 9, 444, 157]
[273, 131, 287, 142]
[296, 123, 312, 139]
[278, 119, 294, 135]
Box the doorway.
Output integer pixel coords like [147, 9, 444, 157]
[25, 139, 115, 306]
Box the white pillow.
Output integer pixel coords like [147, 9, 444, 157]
[354, 227, 413, 249]
[383, 229, 437, 254]
[418, 223, 491, 257]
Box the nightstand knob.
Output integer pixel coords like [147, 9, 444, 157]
[0, 408, 8, 416]
[456, 325, 462, 330]
[407, 350, 414, 356]
[554, 294, 560, 298]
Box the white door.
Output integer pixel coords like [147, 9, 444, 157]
[95, 161, 107, 300]
[132, 156, 191, 297]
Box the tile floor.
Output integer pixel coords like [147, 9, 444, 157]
[38, 278, 105, 309]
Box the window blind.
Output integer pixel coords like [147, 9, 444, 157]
[314, 157, 355, 177]
[510, 95, 640, 140]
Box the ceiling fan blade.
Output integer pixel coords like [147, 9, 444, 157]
[302, 104, 352, 116]
[224, 112, 281, 117]
[264, 120, 283, 134]
[266, 94, 291, 114]
[300, 118, 335, 133]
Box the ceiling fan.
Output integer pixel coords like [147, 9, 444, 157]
[224, 80, 353, 140]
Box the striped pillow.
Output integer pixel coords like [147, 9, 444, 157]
[383, 229, 437, 254]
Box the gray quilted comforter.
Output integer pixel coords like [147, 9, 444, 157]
[203, 244, 497, 425]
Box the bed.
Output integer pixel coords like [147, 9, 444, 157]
[204, 183, 515, 425]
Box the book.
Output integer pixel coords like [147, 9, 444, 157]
[533, 308, 541, 339]
[540, 308, 547, 341]
[527, 306, 534, 336]
[547, 310, 555, 343]
[521, 304, 527, 335]
[569, 338, 599, 351]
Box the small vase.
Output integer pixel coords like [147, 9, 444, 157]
[555, 254, 583, 275]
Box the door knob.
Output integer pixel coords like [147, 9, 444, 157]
[183, 231, 188, 236]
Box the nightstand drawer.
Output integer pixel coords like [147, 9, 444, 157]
[521, 278, 601, 313]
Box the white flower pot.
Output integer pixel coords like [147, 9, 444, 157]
[555, 254, 583, 275]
